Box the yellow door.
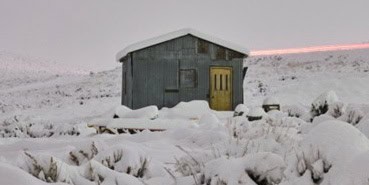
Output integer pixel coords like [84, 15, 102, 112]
[210, 67, 232, 111]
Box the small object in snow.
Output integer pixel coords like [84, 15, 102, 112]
[262, 97, 280, 112]
[233, 104, 249, 117]
[247, 107, 266, 121]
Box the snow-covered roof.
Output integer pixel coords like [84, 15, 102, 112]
[116, 28, 249, 61]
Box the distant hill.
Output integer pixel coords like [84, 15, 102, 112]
[0, 51, 88, 89]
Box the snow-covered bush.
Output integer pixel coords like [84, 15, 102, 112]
[327, 101, 346, 118]
[234, 104, 249, 117]
[297, 120, 369, 184]
[233, 116, 302, 151]
[174, 114, 302, 184]
[81, 160, 144, 185]
[282, 105, 308, 119]
[0, 121, 80, 138]
[174, 146, 213, 177]
[338, 106, 364, 125]
[69, 142, 102, 166]
[202, 153, 285, 185]
[310, 91, 339, 121]
[0, 162, 54, 185]
[20, 152, 74, 183]
[93, 144, 151, 178]
[247, 107, 266, 121]
[0, 123, 24, 137]
[19, 149, 147, 185]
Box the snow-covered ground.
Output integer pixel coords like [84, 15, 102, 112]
[1, 49, 369, 185]
[244, 49, 369, 106]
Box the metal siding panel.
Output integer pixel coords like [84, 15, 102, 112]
[146, 59, 164, 107]
[132, 54, 147, 109]
[120, 61, 126, 105]
[126, 55, 133, 108]
[163, 59, 179, 107]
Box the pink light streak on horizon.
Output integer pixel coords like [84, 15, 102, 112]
[250, 43, 369, 56]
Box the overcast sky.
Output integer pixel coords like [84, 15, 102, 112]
[1, 0, 369, 71]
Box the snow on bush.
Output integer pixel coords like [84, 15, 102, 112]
[233, 115, 302, 153]
[326, 101, 346, 118]
[310, 91, 339, 120]
[234, 104, 249, 117]
[297, 120, 369, 184]
[18, 146, 149, 185]
[247, 107, 267, 121]
[338, 105, 364, 125]
[19, 152, 75, 183]
[93, 144, 150, 178]
[174, 115, 301, 184]
[0, 162, 56, 185]
[68, 141, 103, 166]
[82, 160, 144, 185]
[0, 116, 80, 138]
[202, 153, 285, 185]
[281, 104, 309, 120]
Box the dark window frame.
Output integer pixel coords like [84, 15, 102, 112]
[216, 46, 226, 60]
[197, 39, 209, 54]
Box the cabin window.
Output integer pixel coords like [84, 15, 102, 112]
[197, 39, 209, 54]
[180, 69, 197, 88]
[216, 47, 226, 60]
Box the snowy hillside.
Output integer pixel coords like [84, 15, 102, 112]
[0, 51, 121, 132]
[0, 51, 88, 89]
[244, 48, 369, 106]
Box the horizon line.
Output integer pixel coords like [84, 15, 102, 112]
[250, 42, 369, 56]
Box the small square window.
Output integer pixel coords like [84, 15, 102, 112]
[197, 39, 209, 54]
[216, 47, 226, 60]
[180, 69, 197, 88]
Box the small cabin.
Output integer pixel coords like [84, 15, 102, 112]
[116, 28, 249, 111]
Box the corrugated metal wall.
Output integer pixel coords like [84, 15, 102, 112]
[122, 35, 244, 109]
